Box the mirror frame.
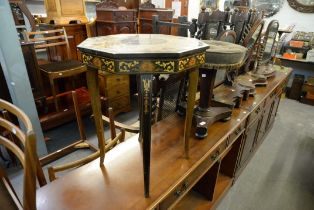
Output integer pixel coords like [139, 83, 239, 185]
[259, 20, 279, 64]
[287, 0, 314, 13]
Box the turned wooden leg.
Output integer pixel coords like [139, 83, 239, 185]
[86, 65, 105, 166]
[184, 68, 199, 159]
[139, 74, 153, 198]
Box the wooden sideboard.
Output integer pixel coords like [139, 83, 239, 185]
[36, 67, 291, 210]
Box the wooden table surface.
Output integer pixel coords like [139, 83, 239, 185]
[36, 70, 290, 210]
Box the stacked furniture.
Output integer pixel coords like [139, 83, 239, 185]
[34, 67, 292, 210]
[95, 0, 137, 35]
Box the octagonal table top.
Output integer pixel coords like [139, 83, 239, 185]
[77, 34, 208, 74]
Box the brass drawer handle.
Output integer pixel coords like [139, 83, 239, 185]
[226, 138, 230, 147]
[210, 150, 220, 161]
[174, 181, 189, 197]
[235, 127, 241, 135]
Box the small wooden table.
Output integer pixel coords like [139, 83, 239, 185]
[77, 34, 208, 197]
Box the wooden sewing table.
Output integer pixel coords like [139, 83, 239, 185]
[77, 34, 208, 197]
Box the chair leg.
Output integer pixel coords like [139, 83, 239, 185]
[72, 90, 87, 140]
[49, 77, 59, 112]
[48, 167, 56, 182]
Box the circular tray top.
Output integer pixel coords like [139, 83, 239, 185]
[201, 40, 247, 69]
[78, 34, 208, 59]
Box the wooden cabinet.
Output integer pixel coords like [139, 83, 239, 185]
[93, 1, 133, 115]
[95, 1, 137, 36]
[98, 73, 131, 116]
[44, 0, 88, 24]
[138, 8, 174, 34]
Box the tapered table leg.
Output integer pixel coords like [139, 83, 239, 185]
[86, 65, 106, 166]
[184, 68, 199, 158]
[139, 74, 153, 198]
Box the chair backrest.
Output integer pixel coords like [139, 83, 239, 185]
[241, 19, 265, 73]
[217, 30, 237, 43]
[0, 99, 47, 210]
[196, 7, 229, 40]
[152, 15, 195, 37]
[230, 8, 250, 43]
[23, 27, 71, 61]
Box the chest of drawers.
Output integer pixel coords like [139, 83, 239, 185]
[96, 9, 137, 35]
[98, 73, 131, 116]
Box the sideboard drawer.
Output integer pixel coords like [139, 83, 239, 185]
[159, 147, 223, 209]
[228, 120, 246, 148]
[247, 103, 263, 126]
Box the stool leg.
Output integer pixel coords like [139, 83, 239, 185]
[49, 77, 59, 112]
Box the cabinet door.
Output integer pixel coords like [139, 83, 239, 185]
[239, 117, 262, 168]
[267, 96, 281, 130]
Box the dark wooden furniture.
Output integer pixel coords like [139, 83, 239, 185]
[139, 6, 174, 34]
[20, 42, 45, 102]
[78, 34, 208, 197]
[95, 1, 137, 36]
[36, 67, 291, 210]
[196, 7, 229, 40]
[193, 40, 247, 138]
[24, 28, 87, 112]
[86, 5, 136, 115]
[0, 99, 47, 210]
[0, 64, 12, 102]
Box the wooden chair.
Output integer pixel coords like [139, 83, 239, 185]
[0, 99, 47, 210]
[45, 90, 138, 181]
[230, 8, 250, 44]
[196, 6, 229, 40]
[23, 28, 87, 112]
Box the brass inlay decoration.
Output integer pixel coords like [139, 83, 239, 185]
[143, 79, 151, 114]
[82, 54, 93, 64]
[101, 58, 115, 73]
[179, 52, 205, 71]
[119, 61, 140, 72]
[155, 61, 175, 72]
[81, 52, 206, 73]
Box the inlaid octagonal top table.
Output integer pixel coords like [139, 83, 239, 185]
[77, 34, 208, 197]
